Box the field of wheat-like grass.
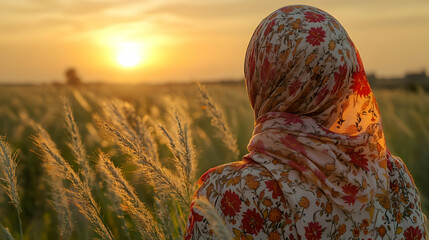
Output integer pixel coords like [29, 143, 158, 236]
[0, 83, 427, 239]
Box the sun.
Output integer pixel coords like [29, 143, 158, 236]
[116, 42, 143, 68]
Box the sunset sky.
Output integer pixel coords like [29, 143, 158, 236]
[0, 0, 428, 84]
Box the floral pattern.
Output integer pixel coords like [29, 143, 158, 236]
[352, 70, 371, 97]
[304, 222, 323, 240]
[220, 190, 241, 217]
[185, 5, 426, 240]
[405, 226, 424, 240]
[242, 208, 264, 235]
[306, 27, 326, 46]
[304, 11, 326, 23]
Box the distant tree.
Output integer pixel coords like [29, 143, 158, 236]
[65, 68, 82, 86]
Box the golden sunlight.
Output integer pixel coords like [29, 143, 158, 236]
[116, 42, 143, 68]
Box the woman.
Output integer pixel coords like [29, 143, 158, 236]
[186, 5, 426, 240]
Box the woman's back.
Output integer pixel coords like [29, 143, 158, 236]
[187, 152, 425, 239]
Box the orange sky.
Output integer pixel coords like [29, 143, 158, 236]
[0, 0, 428, 84]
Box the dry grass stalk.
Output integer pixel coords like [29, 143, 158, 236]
[102, 100, 140, 146]
[43, 159, 73, 240]
[103, 100, 159, 162]
[96, 115, 190, 206]
[158, 110, 197, 202]
[194, 198, 233, 240]
[34, 130, 114, 240]
[133, 115, 159, 163]
[52, 183, 73, 239]
[0, 137, 23, 240]
[196, 83, 239, 157]
[64, 100, 93, 187]
[0, 224, 14, 240]
[97, 151, 163, 239]
[104, 188, 131, 240]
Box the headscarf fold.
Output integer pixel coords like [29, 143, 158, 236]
[244, 5, 389, 213]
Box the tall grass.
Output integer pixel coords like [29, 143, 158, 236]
[158, 109, 197, 204]
[0, 137, 22, 240]
[34, 129, 115, 240]
[197, 83, 239, 158]
[0, 84, 235, 239]
[47, 165, 73, 240]
[96, 99, 200, 238]
[96, 114, 190, 206]
[0, 83, 427, 239]
[64, 100, 93, 187]
[97, 151, 162, 239]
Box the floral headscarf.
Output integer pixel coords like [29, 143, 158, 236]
[185, 5, 426, 240]
[244, 4, 387, 213]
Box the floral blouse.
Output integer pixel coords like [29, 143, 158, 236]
[185, 5, 426, 240]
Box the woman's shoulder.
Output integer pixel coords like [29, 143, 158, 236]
[197, 158, 273, 188]
[194, 158, 282, 205]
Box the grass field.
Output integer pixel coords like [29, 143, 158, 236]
[0, 82, 428, 239]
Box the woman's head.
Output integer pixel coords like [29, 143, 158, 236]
[244, 5, 379, 135]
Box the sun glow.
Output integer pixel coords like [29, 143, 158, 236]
[116, 42, 144, 68]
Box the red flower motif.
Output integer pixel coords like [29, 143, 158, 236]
[241, 208, 263, 235]
[264, 19, 276, 37]
[351, 71, 371, 97]
[280, 135, 306, 155]
[220, 190, 241, 217]
[288, 79, 302, 96]
[404, 226, 423, 240]
[347, 149, 369, 171]
[332, 64, 347, 94]
[304, 221, 323, 240]
[304, 12, 326, 23]
[341, 183, 359, 205]
[265, 180, 282, 199]
[306, 27, 326, 46]
[261, 58, 271, 83]
[185, 202, 204, 239]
